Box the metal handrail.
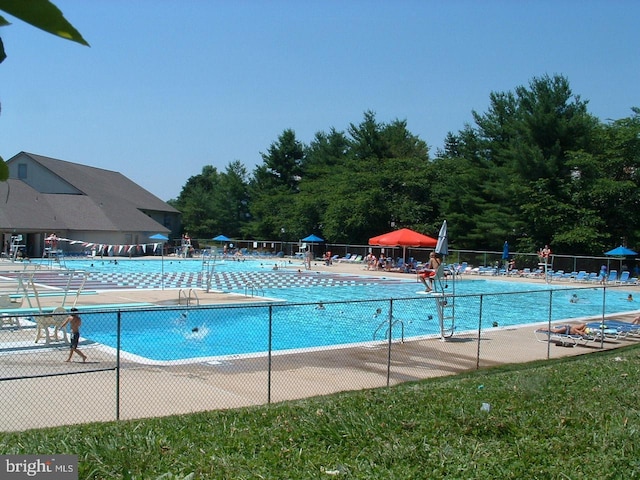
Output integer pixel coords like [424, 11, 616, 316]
[244, 282, 264, 297]
[373, 317, 405, 343]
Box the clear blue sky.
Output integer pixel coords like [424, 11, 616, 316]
[1, 0, 637, 201]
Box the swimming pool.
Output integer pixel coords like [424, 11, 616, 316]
[39, 257, 266, 274]
[78, 277, 638, 363]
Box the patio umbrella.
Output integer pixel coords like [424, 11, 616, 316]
[301, 234, 324, 260]
[369, 228, 437, 261]
[150, 233, 169, 290]
[212, 234, 231, 254]
[435, 221, 448, 257]
[604, 246, 637, 257]
[301, 234, 324, 243]
[502, 241, 509, 260]
[605, 245, 637, 272]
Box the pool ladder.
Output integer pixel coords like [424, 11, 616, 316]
[373, 317, 405, 343]
[244, 282, 264, 297]
[433, 267, 455, 340]
[178, 288, 200, 306]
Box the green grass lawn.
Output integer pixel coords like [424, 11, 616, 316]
[1, 345, 639, 479]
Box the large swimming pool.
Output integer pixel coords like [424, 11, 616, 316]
[73, 263, 639, 363]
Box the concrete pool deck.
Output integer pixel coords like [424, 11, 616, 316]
[1, 257, 640, 431]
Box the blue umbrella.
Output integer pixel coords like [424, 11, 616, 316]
[301, 234, 323, 265]
[212, 234, 231, 242]
[605, 245, 637, 272]
[502, 241, 509, 260]
[149, 233, 169, 290]
[301, 234, 324, 242]
[604, 246, 637, 256]
[435, 221, 448, 256]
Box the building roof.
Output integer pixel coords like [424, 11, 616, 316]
[2, 152, 178, 232]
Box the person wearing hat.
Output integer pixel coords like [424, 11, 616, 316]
[60, 307, 87, 362]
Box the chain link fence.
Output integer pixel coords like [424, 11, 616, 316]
[0, 284, 636, 431]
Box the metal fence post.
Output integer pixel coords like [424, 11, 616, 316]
[386, 299, 393, 387]
[546, 290, 553, 359]
[600, 287, 606, 349]
[476, 294, 483, 369]
[116, 310, 121, 421]
[267, 304, 273, 404]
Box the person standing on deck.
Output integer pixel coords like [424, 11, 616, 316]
[60, 308, 87, 362]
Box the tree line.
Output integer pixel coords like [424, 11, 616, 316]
[168, 74, 640, 256]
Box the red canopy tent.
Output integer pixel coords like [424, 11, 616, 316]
[368, 228, 437, 261]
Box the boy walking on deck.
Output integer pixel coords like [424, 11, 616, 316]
[61, 307, 87, 362]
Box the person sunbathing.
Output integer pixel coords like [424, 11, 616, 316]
[540, 323, 589, 336]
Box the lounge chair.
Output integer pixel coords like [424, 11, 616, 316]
[534, 325, 596, 347]
[605, 270, 618, 283]
[571, 271, 587, 282]
[586, 320, 640, 338]
[390, 258, 405, 272]
[336, 253, 352, 263]
[615, 271, 630, 284]
[585, 272, 599, 283]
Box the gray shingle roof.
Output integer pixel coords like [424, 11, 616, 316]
[2, 152, 179, 232]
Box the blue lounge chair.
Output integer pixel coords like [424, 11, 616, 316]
[615, 271, 630, 284]
[605, 270, 618, 283]
[585, 272, 599, 283]
[585, 320, 637, 339]
[336, 253, 352, 263]
[571, 271, 587, 282]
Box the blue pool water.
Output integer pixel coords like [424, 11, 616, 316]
[78, 274, 639, 362]
[42, 257, 265, 274]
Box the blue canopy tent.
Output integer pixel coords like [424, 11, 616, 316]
[149, 233, 169, 290]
